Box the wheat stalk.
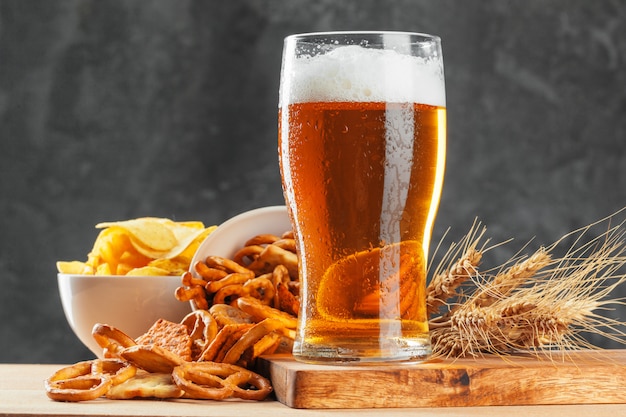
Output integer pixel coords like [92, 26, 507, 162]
[426, 220, 486, 316]
[429, 207, 626, 359]
[471, 248, 552, 307]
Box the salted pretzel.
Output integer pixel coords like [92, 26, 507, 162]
[204, 255, 254, 275]
[45, 359, 135, 402]
[246, 244, 298, 279]
[198, 323, 252, 362]
[90, 358, 137, 386]
[232, 244, 265, 265]
[276, 280, 300, 317]
[212, 284, 249, 305]
[206, 272, 253, 293]
[221, 318, 284, 365]
[194, 261, 228, 281]
[47, 313, 277, 402]
[243, 276, 275, 305]
[175, 284, 209, 310]
[180, 310, 218, 360]
[236, 296, 298, 329]
[181, 270, 209, 288]
[209, 303, 255, 327]
[172, 362, 272, 401]
[92, 323, 137, 358]
[244, 233, 282, 246]
[120, 344, 184, 374]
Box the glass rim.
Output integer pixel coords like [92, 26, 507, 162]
[284, 30, 441, 43]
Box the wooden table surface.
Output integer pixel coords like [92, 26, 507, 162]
[2, 363, 626, 416]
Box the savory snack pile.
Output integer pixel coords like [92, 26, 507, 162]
[175, 231, 299, 316]
[46, 312, 275, 402]
[56, 217, 216, 276]
[47, 229, 300, 403]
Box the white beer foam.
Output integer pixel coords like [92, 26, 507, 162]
[281, 45, 445, 107]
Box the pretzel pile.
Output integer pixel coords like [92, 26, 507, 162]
[175, 231, 300, 319]
[46, 310, 277, 402]
[46, 231, 301, 403]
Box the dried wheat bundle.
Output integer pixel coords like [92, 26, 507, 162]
[428, 208, 626, 359]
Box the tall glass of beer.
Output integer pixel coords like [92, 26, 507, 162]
[278, 32, 446, 363]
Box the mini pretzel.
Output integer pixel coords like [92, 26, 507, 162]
[247, 244, 299, 280]
[271, 238, 297, 253]
[194, 261, 228, 281]
[232, 245, 265, 265]
[222, 318, 284, 365]
[236, 296, 298, 329]
[228, 368, 274, 401]
[181, 271, 208, 288]
[209, 303, 255, 327]
[120, 344, 184, 374]
[198, 323, 252, 362]
[271, 264, 291, 307]
[277, 281, 300, 317]
[92, 323, 137, 358]
[175, 285, 208, 310]
[251, 331, 282, 358]
[214, 325, 253, 363]
[90, 358, 137, 386]
[45, 361, 103, 401]
[180, 310, 218, 359]
[243, 277, 275, 305]
[244, 234, 281, 246]
[46, 374, 111, 402]
[204, 256, 254, 275]
[206, 272, 253, 293]
[212, 284, 249, 305]
[172, 362, 272, 401]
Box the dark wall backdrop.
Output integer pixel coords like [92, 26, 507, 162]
[1, 0, 625, 363]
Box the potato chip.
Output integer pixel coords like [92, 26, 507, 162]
[56, 261, 88, 274]
[126, 266, 172, 276]
[175, 226, 217, 261]
[96, 262, 112, 275]
[96, 218, 179, 252]
[57, 217, 216, 276]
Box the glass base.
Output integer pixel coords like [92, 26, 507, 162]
[292, 336, 432, 365]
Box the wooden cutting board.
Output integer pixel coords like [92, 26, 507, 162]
[256, 350, 626, 409]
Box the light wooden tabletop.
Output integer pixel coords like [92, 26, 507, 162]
[2, 363, 625, 417]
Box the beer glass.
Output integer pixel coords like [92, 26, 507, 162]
[278, 32, 446, 363]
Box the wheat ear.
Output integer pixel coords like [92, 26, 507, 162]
[429, 207, 626, 359]
[472, 247, 552, 307]
[426, 220, 486, 316]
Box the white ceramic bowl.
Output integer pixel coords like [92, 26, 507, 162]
[189, 205, 292, 309]
[58, 274, 192, 358]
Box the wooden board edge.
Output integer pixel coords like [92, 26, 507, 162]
[256, 350, 626, 409]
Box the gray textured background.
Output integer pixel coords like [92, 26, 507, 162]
[1, 0, 625, 364]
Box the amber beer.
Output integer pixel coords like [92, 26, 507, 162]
[279, 32, 446, 363]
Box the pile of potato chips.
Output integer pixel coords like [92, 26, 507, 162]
[56, 218, 216, 276]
